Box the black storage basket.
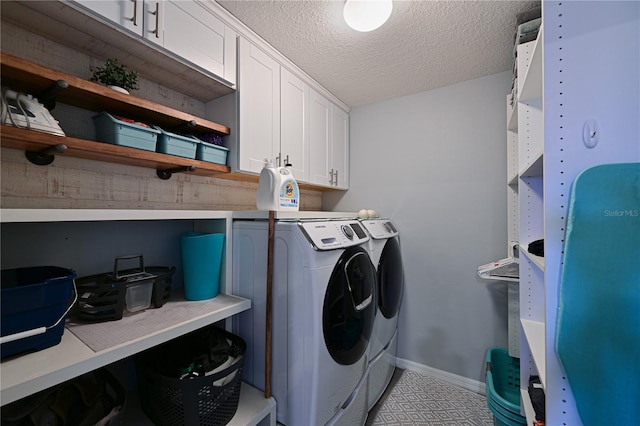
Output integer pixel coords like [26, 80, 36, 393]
[136, 327, 246, 426]
[1, 368, 126, 425]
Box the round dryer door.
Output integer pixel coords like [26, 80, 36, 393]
[378, 237, 404, 319]
[323, 246, 376, 365]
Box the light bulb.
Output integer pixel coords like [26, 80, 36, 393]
[343, 0, 393, 32]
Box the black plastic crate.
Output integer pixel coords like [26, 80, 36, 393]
[73, 256, 174, 322]
[136, 327, 246, 426]
[146, 266, 176, 308]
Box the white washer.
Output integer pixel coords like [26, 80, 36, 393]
[233, 219, 376, 426]
[360, 219, 404, 410]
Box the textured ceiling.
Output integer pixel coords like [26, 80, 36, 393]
[216, 0, 539, 107]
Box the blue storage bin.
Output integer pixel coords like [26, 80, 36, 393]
[154, 126, 198, 159]
[180, 232, 224, 301]
[93, 112, 160, 151]
[196, 140, 229, 165]
[1, 266, 76, 359]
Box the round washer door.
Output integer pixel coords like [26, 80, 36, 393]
[323, 246, 376, 365]
[378, 237, 404, 319]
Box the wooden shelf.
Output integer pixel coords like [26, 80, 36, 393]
[0, 125, 231, 177]
[1, 52, 230, 135]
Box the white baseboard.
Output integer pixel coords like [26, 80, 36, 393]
[395, 357, 486, 396]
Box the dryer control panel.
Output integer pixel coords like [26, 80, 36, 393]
[360, 219, 399, 239]
[299, 220, 369, 250]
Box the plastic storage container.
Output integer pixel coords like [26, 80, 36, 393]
[93, 111, 160, 151]
[1, 266, 76, 359]
[154, 126, 198, 159]
[485, 347, 527, 426]
[196, 140, 229, 165]
[73, 256, 174, 322]
[136, 326, 246, 426]
[180, 232, 224, 301]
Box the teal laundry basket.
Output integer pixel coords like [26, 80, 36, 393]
[180, 232, 224, 301]
[485, 347, 527, 426]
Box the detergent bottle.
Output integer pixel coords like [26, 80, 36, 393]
[256, 159, 300, 211]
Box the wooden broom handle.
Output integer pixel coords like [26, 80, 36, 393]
[265, 210, 275, 398]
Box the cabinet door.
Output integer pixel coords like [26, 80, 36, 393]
[71, 0, 143, 36]
[145, 1, 228, 81]
[331, 105, 349, 189]
[280, 68, 309, 181]
[308, 90, 331, 186]
[238, 38, 281, 173]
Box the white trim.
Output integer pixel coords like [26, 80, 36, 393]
[396, 357, 486, 396]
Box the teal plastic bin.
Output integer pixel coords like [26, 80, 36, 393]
[196, 140, 229, 165]
[93, 112, 159, 151]
[180, 232, 224, 301]
[485, 347, 527, 426]
[154, 126, 198, 159]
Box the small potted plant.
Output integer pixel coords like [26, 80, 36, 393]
[90, 59, 139, 94]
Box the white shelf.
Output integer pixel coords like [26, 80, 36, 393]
[521, 319, 546, 388]
[519, 151, 543, 178]
[1, 294, 251, 406]
[520, 248, 545, 271]
[0, 208, 234, 223]
[521, 389, 536, 424]
[519, 30, 543, 102]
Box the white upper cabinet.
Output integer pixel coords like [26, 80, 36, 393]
[308, 91, 350, 188]
[72, 0, 143, 35]
[70, 0, 236, 86]
[331, 104, 349, 189]
[238, 38, 281, 174]
[308, 90, 331, 186]
[280, 67, 310, 181]
[144, 1, 235, 85]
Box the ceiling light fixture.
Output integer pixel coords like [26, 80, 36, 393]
[343, 0, 393, 32]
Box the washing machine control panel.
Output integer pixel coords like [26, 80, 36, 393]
[299, 220, 370, 250]
[360, 219, 399, 239]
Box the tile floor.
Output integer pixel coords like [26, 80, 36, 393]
[366, 369, 494, 426]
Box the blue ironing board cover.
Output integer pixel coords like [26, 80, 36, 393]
[556, 162, 640, 425]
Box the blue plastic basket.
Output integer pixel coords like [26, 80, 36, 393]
[154, 126, 198, 159]
[1, 266, 76, 359]
[93, 112, 159, 151]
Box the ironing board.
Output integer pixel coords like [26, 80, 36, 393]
[556, 163, 640, 425]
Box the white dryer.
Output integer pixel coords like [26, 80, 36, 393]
[233, 219, 376, 426]
[360, 219, 404, 410]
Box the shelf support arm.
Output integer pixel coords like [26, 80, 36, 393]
[25, 144, 68, 166]
[38, 80, 69, 111]
[156, 165, 196, 180]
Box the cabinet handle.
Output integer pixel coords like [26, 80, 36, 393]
[131, 0, 138, 26]
[329, 168, 334, 185]
[152, 2, 160, 38]
[276, 153, 281, 167]
[334, 169, 339, 186]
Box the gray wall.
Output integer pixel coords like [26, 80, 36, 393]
[324, 71, 512, 382]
